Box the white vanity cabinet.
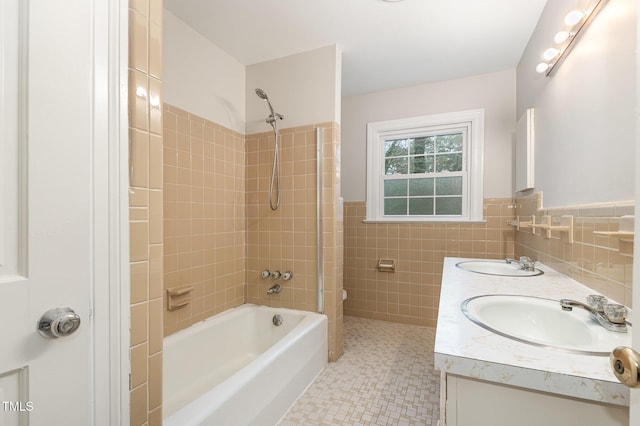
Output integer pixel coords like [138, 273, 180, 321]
[434, 258, 630, 426]
[440, 373, 627, 426]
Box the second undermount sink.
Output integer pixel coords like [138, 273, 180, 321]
[456, 260, 543, 277]
[461, 294, 632, 356]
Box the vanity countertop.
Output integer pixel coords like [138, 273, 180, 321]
[434, 257, 630, 406]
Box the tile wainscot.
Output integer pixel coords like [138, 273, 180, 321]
[435, 257, 630, 426]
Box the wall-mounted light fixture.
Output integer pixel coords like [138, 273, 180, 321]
[536, 0, 609, 76]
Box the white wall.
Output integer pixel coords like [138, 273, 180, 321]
[163, 10, 246, 132]
[517, 0, 636, 207]
[246, 45, 342, 135]
[341, 69, 516, 201]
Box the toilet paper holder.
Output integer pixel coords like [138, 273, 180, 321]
[377, 258, 396, 272]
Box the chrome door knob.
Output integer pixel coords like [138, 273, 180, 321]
[610, 346, 640, 388]
[37, 307, 81, 338]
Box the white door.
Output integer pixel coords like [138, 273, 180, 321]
[632, 262, 639, 426]
[632, 3, 640, 421]
[0, 1, 127, 425]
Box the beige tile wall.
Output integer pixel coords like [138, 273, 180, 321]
[514, 192, 634, 306]
[343, 198, 516, 327]
[128, 0, 163, 424]
[246, 123, 344, 361]
[162, 104, 246, 335]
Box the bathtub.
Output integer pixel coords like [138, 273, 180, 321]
[163, 304, 328, 426]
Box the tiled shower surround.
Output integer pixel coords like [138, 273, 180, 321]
[343, 199, 516, 326]
[245, 123, 344, 361]
[162, 104, 344, 361]
[514, 192, 634, 307]
[162, 104, 246, 335]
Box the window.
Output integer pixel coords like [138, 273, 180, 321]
[366, 109, 484, 222]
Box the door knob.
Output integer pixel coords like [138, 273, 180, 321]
[610, 346, 640, 388]
[37, 307, 81, 338]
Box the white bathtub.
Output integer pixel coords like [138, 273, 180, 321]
[163, 304, 328, 426]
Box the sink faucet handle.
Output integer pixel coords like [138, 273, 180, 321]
[604, 304, 627, 324]
[518, 256, 536, 271]
[586, 294, 608, 313]
[519, 256, 533, 263]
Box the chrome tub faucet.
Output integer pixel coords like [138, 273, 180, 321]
[267, 284, 282, 295]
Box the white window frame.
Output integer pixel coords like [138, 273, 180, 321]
[366, 109, 484, 222]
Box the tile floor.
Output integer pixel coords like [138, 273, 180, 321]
[279, 316, 440, 426]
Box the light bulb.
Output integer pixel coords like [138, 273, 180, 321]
[543, 48, 559, 61]
[554, 31, 570, 44]
[536, 63, 549, 74]
[564, 10, 585, 26]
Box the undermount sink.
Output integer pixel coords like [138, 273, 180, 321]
[456, 260, 543, 277]
[461, 294, 632, 356]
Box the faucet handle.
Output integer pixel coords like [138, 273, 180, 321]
[586, 294, 607, 313]
[604, 304, 627, 324]
[517, 256, 536, 271]
[519, 255, 534, 266]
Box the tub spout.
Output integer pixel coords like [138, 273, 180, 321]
[267, 284, 282, 295]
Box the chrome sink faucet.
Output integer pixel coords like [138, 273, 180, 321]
[505, 256, 536, 271]
[560, 295, 628, 333]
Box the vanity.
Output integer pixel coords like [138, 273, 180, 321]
[434, 257, 630, 426]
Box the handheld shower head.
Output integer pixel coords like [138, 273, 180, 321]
[255, 88, 269, 101]
[255, 87, 275, 119]
[254, 88, 284, 211]
[255, 88, 284, 126]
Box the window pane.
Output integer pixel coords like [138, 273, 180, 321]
[435, 153, 462, 172]
[385, 198, 407, 215]
[410, 137, 434, 155]
[410, 156, 424, 174]
[409, 198, 433, 215]
[436, 133, 463, 153]
[385, 157, 408, 175]
[409, 178, 434, 196]
[409, 155, 434, 174]
[384, 179, 407, 196]
[385, 139, 409, 157]
[435, 176, 462, 195]
[435, 197, 462, 215]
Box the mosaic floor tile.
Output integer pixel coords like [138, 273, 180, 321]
[279, 316, 440, 425]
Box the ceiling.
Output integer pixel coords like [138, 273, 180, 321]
[164, 0, 548, 96]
